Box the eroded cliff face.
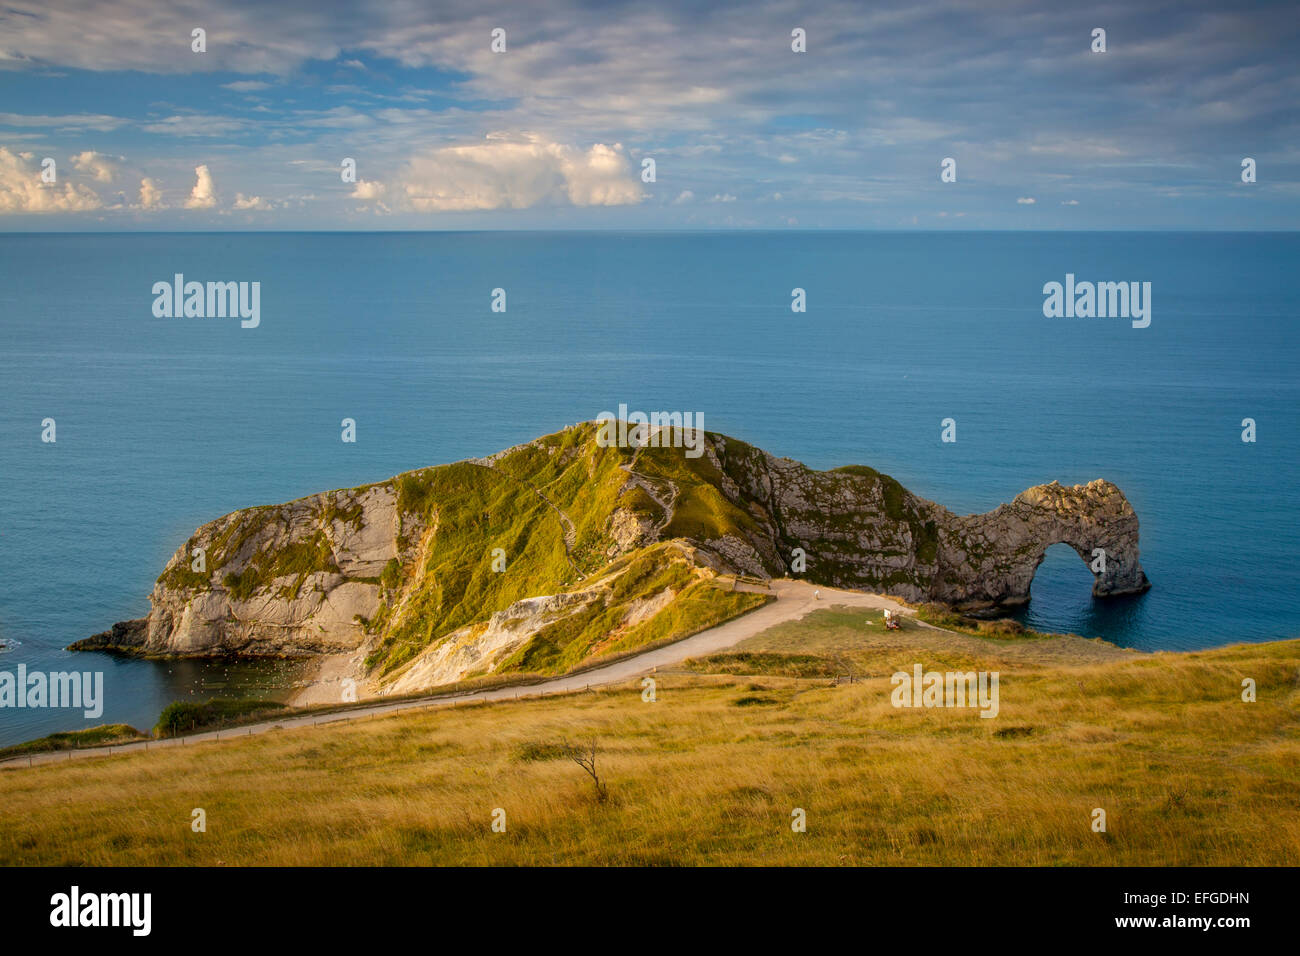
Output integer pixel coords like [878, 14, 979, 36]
[133, 483, 405, 657]
[72, 424, 1149, 681]
[700, 436, 1150, 608]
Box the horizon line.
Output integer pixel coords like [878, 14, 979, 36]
[3, 227, 1298, 236]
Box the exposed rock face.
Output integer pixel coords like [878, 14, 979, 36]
[942, 479, 1150, 605]
[384, 591, 601, 695]
[73, 424, 1149, 672]
[75, 618, 148, 653]
[704, 437, 1151, 609]
[73, 485, 403, 657]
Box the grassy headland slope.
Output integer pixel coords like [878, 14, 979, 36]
[14, 609, 1296, 866]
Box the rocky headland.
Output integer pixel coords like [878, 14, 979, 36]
[71, 423, 1150, 697]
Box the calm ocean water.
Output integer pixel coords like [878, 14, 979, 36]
[1, 231, 1296, 745]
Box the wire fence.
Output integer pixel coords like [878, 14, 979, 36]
[0, 678, 618, 770]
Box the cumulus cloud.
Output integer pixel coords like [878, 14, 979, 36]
[1061, 199, 1079, 205]
[350, 180, 387, 200]
[233, 193, 271, 210]
[1016, 196, 1036, 204]
[184, 164, 217, 209]
[365, 135, 643, 212]
[672, 190, 695, 204]
[70, 150, 121, 183]
[0, 147, 103, 213]
[138, 177, 163, 209]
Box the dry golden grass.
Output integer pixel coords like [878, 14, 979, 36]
[1, 609, 1296, 866]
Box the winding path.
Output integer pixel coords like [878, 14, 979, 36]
[0, 581, 912, 771]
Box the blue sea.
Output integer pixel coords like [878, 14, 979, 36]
[1, 231, 1297, 746]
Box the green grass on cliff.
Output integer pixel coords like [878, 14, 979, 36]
[220, 531, 339, 602]
[367, 426, 768, 677]
[367, 460, 576, 673]
[492, 547, 768, 675]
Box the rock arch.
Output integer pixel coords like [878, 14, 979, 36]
[934, 479, 1151, 609]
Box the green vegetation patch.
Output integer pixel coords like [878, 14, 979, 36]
[514, 740, 572, 762]
[321, 494, 365, 531]
[158, 558, 211, 591]
[0, 724, 146, 759]
[154, 698, 289, 737]
[220, 530, 338, 601]
[369, 461, 574, 673]
[915, 603, 1045, 640]
[493, 546, 770, 678]
[682, 651, 840, 678]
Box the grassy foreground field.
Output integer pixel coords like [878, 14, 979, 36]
[2, 607, 1297, 866]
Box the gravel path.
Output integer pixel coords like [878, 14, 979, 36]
[0, 580, 911, 771]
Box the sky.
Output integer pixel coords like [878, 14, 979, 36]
[0, 0, 1296, 230]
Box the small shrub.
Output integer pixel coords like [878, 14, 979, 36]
[380, 557, 403, 592]
[515, 740, 570, 762]
[992, 725, 1035, 739]
[155, 698, 288, 737]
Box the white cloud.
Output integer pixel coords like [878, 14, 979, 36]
[1016, 196, 1036, 204]
[138, 177, 163, 209]
[672, 190, 695, 204]
[1061, 198, 1079, 205]
[364, 135, 643, 212]
[0, 112, 127, 132]
[0, 147, 103, 213]
[710, 193, 737, 203]
[350, 180, 387, 200]
[140, 114, 254, 137]
[0, 1, 343, 74]
[70, 151, 121, 183]
[0, 1, 1288, 228]
[233, 193, 271, 210]
[184, 165, 217, 209]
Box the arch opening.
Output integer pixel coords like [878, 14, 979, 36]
[1012, 543, 1144, 640]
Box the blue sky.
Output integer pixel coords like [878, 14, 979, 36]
[1, 0, 1296, 229]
